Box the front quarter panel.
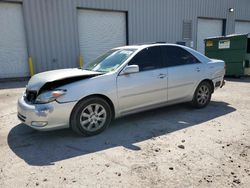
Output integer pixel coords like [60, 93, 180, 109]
[55, 73, 118, 113]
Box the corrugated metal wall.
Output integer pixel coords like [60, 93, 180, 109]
[4, 0, 250, 74]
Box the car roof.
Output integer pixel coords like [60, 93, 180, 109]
[114, 43, 186, 50]
[114, 43, 211, 64]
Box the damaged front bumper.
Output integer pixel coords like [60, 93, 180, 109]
[17, 96, 76, 131]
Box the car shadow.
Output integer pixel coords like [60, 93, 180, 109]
[8, 101, 236, 166]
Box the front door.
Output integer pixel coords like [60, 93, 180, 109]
[117, 46, 168, 114]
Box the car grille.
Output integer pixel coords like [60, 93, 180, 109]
[18, 113, 26, 122]
[25, 90, 37, 103]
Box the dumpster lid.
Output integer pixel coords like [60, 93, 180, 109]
[205, 33, 250, 40]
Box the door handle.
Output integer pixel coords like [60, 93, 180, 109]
[196, 67, 201, 72]
[158, 74, 167, 79]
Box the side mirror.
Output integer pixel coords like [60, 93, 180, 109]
[121, 65, 139, 75]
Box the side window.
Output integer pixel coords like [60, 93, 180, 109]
[129, 46, 162, 71]
[162, 46, 200, 67]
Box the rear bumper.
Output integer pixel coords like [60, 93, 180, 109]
[17, 96, 77, 131]
[220, 80, 226, 88]
[213, 76, 225, 90]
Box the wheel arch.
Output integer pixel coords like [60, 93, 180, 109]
[71, 94, 115, 120]
[199, 79, 214, 93]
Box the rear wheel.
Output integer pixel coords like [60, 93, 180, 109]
[70, 97, 112, 136]
[191, 81, 212, 108]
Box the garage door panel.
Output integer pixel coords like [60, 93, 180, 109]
[0, 2, 29, 78]
[235, 21, 250, 34]
[78, 9, 126, 64]
[197, 18, 223, 54]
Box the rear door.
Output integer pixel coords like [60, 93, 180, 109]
[162, 46, 204, 102]
[117, 46, 168, 114]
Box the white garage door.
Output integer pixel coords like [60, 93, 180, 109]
[78, 9, 127, 64]
[235, 21, 250, 34]
[0, 2, 29, 78]
[197, 18, 223, 54]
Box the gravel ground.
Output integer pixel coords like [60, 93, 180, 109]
[0, 78, 250, 188]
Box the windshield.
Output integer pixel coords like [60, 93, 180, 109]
[84, 49, 136, 73]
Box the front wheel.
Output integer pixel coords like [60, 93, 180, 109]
[191, 81, 212, 108]
[70, 97, 112, 136]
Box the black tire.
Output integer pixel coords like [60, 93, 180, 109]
[70, 97, 112, 136]
[191, 81, 212, 108]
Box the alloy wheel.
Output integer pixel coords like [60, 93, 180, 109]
[197, 85, 210, 105]
[80, 103, 107, 132]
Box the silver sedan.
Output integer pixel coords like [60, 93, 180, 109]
[18, 43, 226, 136]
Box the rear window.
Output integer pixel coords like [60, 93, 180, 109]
[185, 47, 211, 63]
[162, 46, 201, 67]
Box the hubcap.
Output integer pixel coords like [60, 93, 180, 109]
[197, 85, 210, 105]
[80, 103, 107, 132]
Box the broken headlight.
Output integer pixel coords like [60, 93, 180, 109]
[35, 90, 66, 104]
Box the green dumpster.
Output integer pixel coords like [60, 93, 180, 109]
[205, 33, 250, 76]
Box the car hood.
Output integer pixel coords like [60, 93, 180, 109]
[27, 68, 102, 92]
